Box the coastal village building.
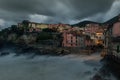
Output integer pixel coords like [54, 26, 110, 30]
[111, 21, 120, 53]
[62, 23, 105, 48]
[62, 28, 92, 48]
[112, 21, 120, 37]
[112, 37, 120, 55]
[84, 24, 100, 34]
[62, 31, 78, 47]
[105, 30, 120, 62]
[57, 24, 71, 33]
[48, 24, 71, 33]
[84, 23, 105, 46]
[18, 21, 71, 33]
[95, 30, 104, 45]
[28, 22, 48, 29]
[104, 19, 120, 61]
[18, 22, 48, 32]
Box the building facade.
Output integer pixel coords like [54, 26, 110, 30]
[62, 31, 77, 47]
[48, 24, 71, 32]
[62, 30, 90, 48]
[104, 22, 120, 61]
[112, 21, 120, 37]
[84, 23, 105, 46]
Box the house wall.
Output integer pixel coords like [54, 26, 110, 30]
[77, 36, 85, 48]
[27, 23, 48, 32]
[113, 22, 120, 37]
[112, 42, 120, 56]
[62, 32, 77, 47]
[84, 24, 100, 34]
[85, 40, 93, 46]
[36, 24, 48, 29]
[62, 31, 87, 48]
[84, 24, 104, 46]
[95, 33, 104, 45]
[28, 23, 48, 29]
[104, 31, 109, 48]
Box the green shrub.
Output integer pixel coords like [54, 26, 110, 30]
[37, 32, 53, 41]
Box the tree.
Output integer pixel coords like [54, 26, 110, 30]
[42, 28, 57, 32]
[22, 20, 29, 26]
[11, 25, 17, 32]
[22, 20, 30, 33]
[37, 32, 53, 41]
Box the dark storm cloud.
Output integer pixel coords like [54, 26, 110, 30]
[0, 0, 119, 26]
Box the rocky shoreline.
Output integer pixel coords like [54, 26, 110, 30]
[0, 41, 71, 56]
[0, 41, 98, 57]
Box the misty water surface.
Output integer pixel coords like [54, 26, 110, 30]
[0, 48, 117, 80]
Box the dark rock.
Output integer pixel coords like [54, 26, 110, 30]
[92, 74, 103, 80]
[13, 54, 21, 57]
[0, 41, 4, 49]
[0, 52, 10, 56]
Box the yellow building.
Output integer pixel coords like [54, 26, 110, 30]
[18, 21, 49, 30]
[28, 22, 48, 29]
[57, 24, 71, 32]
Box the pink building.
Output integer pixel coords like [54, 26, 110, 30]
[113, 22, 120, 37]
[62, 30, 92, 47]
[62, 31, 77, 47]
[48, 23, 71, 32]
[84, 24, 102, 34]
[85, 24, 99, 33]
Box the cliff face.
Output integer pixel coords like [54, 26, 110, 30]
[16, 34, 37, 44]
[0, 33, 37, 45]
[0, 27, 61, 47]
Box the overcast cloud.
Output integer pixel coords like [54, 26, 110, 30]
[0, 0, 120, 28]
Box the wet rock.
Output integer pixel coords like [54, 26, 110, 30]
[0, 52, 10, 56]
[84, 71, 92, 75]
[93, 68, 98, 71]
[13, 54, 21, 57]
[99, 67, 111, 78]
[91, 74, 103, 80]
[26, 54, 36, 59]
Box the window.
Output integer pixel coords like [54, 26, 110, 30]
[76, 40, 77, 43]
[99, 37, 101, 39]
[117, 45, 120, 53]
[71, 37, 73, 43]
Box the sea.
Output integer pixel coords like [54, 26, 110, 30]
[0, 45, 118, 80]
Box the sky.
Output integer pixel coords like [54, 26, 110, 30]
[0, 0, 120, 28]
